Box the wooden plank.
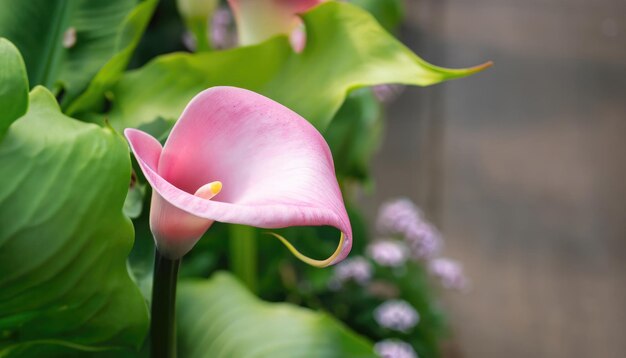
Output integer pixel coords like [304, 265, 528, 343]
[359, 0, 626, 356]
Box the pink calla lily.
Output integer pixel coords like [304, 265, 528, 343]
[227, 0, 323, 49]
[125, 86, 351, 265]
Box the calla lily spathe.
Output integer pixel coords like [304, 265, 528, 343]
[125, 86, 351, 265]
[227, 0, 323, 48]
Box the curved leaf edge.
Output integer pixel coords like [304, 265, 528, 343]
[0, 37, 29, 138]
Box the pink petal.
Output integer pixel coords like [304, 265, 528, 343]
[125, 86, 351, 264]
[228, 0, 323, 47]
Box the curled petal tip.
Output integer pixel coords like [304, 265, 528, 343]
[266, 232, 346, 268]
[470, 60, 494, 73]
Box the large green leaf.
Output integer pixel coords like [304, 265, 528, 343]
[0, 0, 73, 89]
[0, 38, 28, 137]
[177, 272, 376, 358]
[64, 0, 158, 114]
[0, 87, 148, 357]
[0, 0, 156, 106]
[99, 1, 489, 133]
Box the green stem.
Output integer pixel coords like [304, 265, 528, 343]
[187, 18, 211, 52]
[229, 225, 257, 293]
[151, 250, 180, 358]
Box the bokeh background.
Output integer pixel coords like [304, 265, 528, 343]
[359, 0, 626, 357]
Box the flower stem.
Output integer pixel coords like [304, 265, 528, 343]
[187, 18, 211, 52]
[151, 249, 180, 358]
[229, 224, 257, 293]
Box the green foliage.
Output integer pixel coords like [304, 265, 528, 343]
[0, 38, 28, 137]
[0, 1, 486, 356]
[284, 258, 447, 358]
[336, 264, 446, 356]
[0, 87, 149, 357]
[0, 0, 76, 89]
[325, 88, 383, 181]
[0, 0, 157, 107]
[95, 2, 487, 135]
[64, 0, 158, 114]
[246, 205, 450, 357]
[123, 180, 146, 219]
[396, 264, 448, 358]
[350, 0, 405, 31]
[177, 272, 376, 358]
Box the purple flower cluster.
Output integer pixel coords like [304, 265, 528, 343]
[376, 198, 441, 260]
[373, 299, 419, 332]
[404, 222, 442, 260]
[374, 339, 418, 358]
[374, 197, 468, 290]
[428, 258, 468, 291]
[183, 7, 237, 52]
[376, 198, 421, 236]
[372, 84, 405, 103]
[330, 256, 373, 289]
[211, 7, 237, 49]
[367, 240, 408, 268]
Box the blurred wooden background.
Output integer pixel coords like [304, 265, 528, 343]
[358, 0, 626, 357]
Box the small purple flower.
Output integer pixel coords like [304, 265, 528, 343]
[372, 84, 405, 103]
[374, 339, 418, 358]
[211, 7, 237, 49]
[367, 240, 408, 268]
[404, 222, 443, 260]
[182, 8, 237, 52]
[376, 198, 422, 236]
[331, 256, 373, 287]
[374, 299, 419, 332]
[377, 198, 443, 261]
[182, 31, 197, 51]
[428, 258, 468, 291]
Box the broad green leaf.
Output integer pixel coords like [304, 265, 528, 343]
[0, 87, 148, 357]
[0, 0, 156, 106]
[105, 37, 288, 134]
[0, 0, 74, 89]
[64, 0, 158, 115]
[100, 1, 490, 133]
[177, 272, 376, 358]
[0, 38, 28, 137]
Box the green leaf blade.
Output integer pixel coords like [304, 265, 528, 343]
[64, 0, 158, 115]
[0, 87, 148, 357]
[264, 1, 492, 129]
[0, 0, 76, 89]
[103, 1, 489, 134]
[0, 38, 29, 137]
[0, 0, 156, 107]
[106, 37, 291, 134]
[178, 273, 376, 358]
[58, 0, 137, 101]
